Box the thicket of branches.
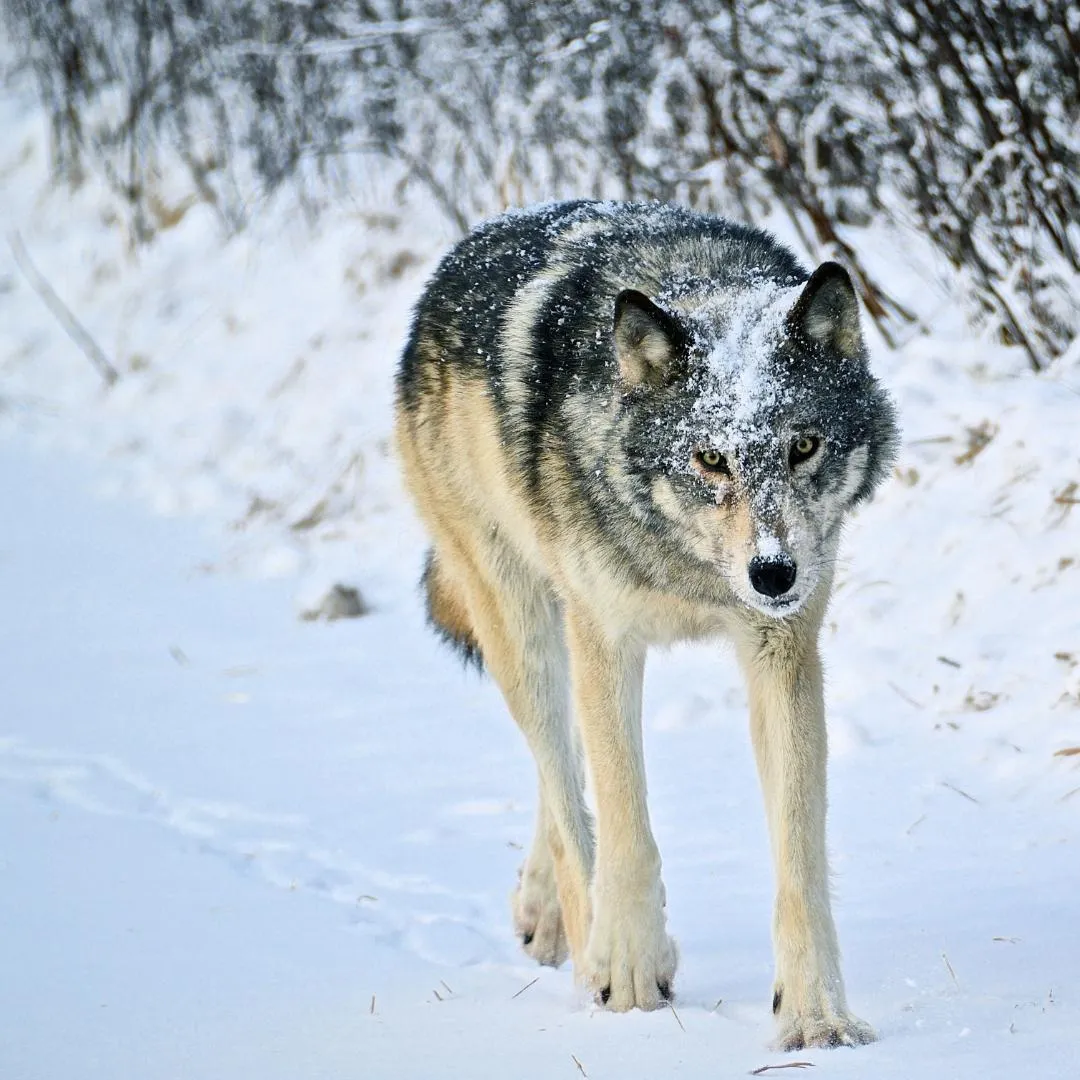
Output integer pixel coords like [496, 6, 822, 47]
[4, 0, 1078, 369]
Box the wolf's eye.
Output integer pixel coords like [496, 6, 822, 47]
[790, 435, 821, 466]
[696, 449, 730, 475]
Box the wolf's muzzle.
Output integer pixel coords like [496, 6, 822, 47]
[748, 555, 797, 598]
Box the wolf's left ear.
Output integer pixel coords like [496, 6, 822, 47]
[788, 262, 862, 359]
[614, 290, 683, 387]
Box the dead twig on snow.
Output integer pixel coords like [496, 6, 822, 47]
[511, 977, 539, 1000]
[942, 951, 960, 989]
[887, 681, 925, 710]
[8, 231, 119, 387]
[665, 1000, 686, 1032]
[941, 781, 980, 804]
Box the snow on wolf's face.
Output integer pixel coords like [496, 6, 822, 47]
[614, 267, 897, 617]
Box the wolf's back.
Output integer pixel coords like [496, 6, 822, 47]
[394, 200, 595, 413]
[395, 200, 804, 461]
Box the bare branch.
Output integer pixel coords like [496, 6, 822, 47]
[8, 231, 119, 388]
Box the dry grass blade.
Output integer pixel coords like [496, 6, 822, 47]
[291, 498, 329, 532]
[942, 951, 960, 988]
[665, 1000, 686, 1032]
[1053, 481, 1079, 506]
[440, 980, 453, 996]
[1053, 747, 1080, 757]
[290, 452, 364, 531]
[750, 1062, 815, 1075]
[571, 1053, 588, 1078]
[511, 977, 539, 1000]
[954, 420, 998, 465]
[1050, 482, 1079, 526]
[369, 994, 376, 1015]
[963, 689, 1002, 713]
[941, 780, 980, 804]
[936, 655, 962, 668]
[887, 681, 925, 709]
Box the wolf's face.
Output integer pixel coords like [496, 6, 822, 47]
[613, 264, 898, 618]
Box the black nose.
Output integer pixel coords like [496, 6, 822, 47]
[748, 556, 797, 598]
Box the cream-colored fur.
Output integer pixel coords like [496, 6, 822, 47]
[396, 368, 872, 1044]
[511, 783, 569, 967]
[730, 595, 875, 1048]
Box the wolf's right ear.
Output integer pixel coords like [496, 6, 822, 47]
[788, 262, 863, 359]
[614, 290, 682, 388]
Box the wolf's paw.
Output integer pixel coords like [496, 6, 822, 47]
[582, 887, 677, 1011]
[772, 986, 876, 1049]
[511, 860, 568, 968]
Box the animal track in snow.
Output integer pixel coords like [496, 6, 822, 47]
[0, 737, 502, 965]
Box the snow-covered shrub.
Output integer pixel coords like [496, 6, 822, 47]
[4, 0, 1077, 368]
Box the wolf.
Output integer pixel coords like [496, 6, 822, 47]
[394, 200, 897, 1049]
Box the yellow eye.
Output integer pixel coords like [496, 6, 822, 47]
[790, 435, 821, 465]
[696, 449, 730, 474]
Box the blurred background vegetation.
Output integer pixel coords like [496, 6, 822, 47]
[4, 0, 1078, 369]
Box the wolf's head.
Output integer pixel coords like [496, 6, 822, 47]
[611, 262, 898, 618]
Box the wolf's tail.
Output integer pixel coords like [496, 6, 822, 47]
[421, 549, 484, 671]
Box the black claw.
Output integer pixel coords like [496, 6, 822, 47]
[658, 980, 672, 1002]
[772, 987, 783, 1015]
[521, 932, 534, 947]
[599, 986, 611, 1006]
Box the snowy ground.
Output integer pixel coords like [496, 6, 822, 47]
[2, 80, 1079, 1079]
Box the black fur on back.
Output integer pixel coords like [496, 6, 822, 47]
[396, 201, 809, 487]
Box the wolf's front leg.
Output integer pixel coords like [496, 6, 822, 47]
[565, 603, 677, 1011]
[734, 617, 875, 1050]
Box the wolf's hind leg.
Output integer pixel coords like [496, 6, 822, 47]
[511, 781, 569, 967]
[439, 541, 594, 967]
